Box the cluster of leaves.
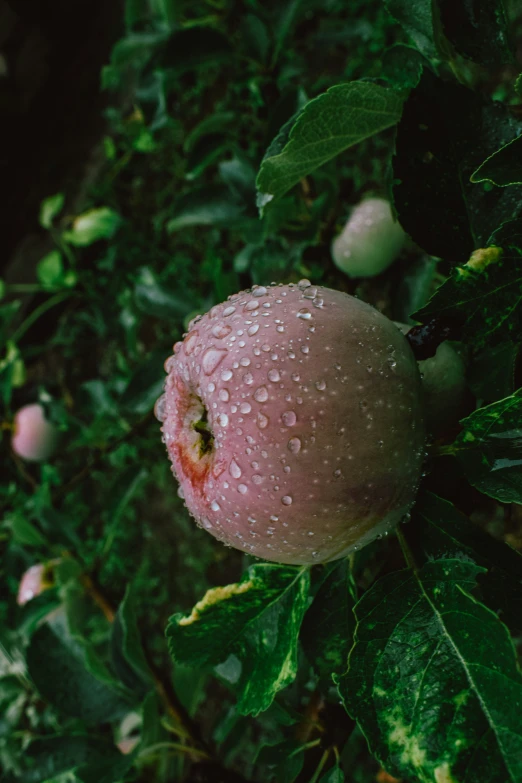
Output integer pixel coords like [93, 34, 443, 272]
[1, 0, 522, 782]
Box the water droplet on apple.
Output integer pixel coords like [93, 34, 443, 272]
[223, 306, 236, 317]
[268, 368, 281, 383]
[297, 279, 311, 289]
[281, 495, 293, 505]
[257, 412, 269, 429]
[240, 402, 251, 414]
[254, 386, 269, 402]
[243, 372, 254, 385]
[221, 369, 233, 381]
[164, 355, 176, 373]
[219, 388, 230, 402]
[184, 331, 199, 355]
[297, 308, 312, 320]
[315, 379, 326, 391]
[230, 459, 242, 479]
[217, 413, 229, 427]
[287, 437, 301, 454]
[244, 300, 259, 311]
[252, 286, 268, 297]
[210, 500, 220, 511]
[154, 394, 167, 421]
[247, 324, 259, 336]
[282, 411, 297, 426]
[202, 347, 227, 375]
[211, 323, 232, 339]
[238, 483, 248, 494]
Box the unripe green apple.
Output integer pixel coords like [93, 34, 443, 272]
[331, 197, 405, 278]
[395, 324, 467, 436]
[157, 282, 425, 565]
[11, 403, 58, 462]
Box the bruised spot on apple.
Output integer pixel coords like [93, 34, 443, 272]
[157, 281, 426, 566]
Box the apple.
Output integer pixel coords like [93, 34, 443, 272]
[157, 282, 425, 565]
[419, 341, 467, 434]
[11, 403, 58, 462]
[395, 324, 468, 437]
[331, 197, 405, 278]
[17, 561, 57, 606]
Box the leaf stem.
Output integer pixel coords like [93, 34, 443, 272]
[396, 525, 419, 573]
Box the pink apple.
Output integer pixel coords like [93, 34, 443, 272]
[157, 282, 425, 565]
[11, 403, 58, 462]
[17, 561, 58, 605]
[331, 197, 405, 278]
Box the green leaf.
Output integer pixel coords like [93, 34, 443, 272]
[39, 193, 65, 229]
[384, 0, 447, 59]
[26, 613, 131, 723]
[155, 26, 232, 72]
[271, 0, 304, 67]
[438, 0, 514, 68]
[413, 220, 522, 348]
[393, 72, 522, 262]
[111, 585, 153, 694]
[36, 251, 64, 288]
[256, 738, 306, 783]
[300, 559, 356, 679]
[406, 492, 522, 633]
[183, 112, 237, 153]
[184, 134, 232, 180]
[166, 185, 246, 232]
[3, 734, 131, 783]
[7, 514, 49, 548]
[240, 14, 270, 64]
[319, 766, 345, 783]
[166, 563, 310, 716]
[392, 254, 438, 324]
[337, 559, 522, 783]
[450, 388, 522, 504]
[467, 342, 519, 402]
[381, 44, 426, 89]
[120, 346, 169, 414]
[256, 82, 403, 209]
[101, 466, 148, 558]
[62, 208, 122, 246]
[134, 267, 194, 319]
[471, 134, 522, 188]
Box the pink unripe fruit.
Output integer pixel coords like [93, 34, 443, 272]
[11, 403, 58, 462]
[17, 562, 57, 605]
[331, 198, 405, 278]
[157, 282, 425, 565]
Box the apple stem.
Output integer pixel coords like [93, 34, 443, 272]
[405, 317, 460, 360]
